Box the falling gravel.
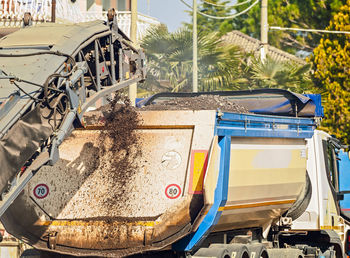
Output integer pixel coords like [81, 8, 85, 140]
[96, 93, 142, 209]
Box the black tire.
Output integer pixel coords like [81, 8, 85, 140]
[210, 244, 250, 258]
[193, 247, 230, 258]
[248, 244, 269, 258]
[285, 171, 312, 220]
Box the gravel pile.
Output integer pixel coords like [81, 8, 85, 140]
[141, 95, 250, 113]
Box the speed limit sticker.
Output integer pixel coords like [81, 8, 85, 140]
[165, 184, 181, 199]
[33, 184, 49, 199]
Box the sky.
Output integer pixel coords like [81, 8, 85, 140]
[138, 0, 192, 32]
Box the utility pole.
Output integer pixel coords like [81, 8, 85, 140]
[193, 0, 198, 92]
[129, 0, 138, 106]
[51, 0, 56, 23]
[260, 0, 268, 61]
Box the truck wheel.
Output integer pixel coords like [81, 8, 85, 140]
[193, 247, 230, 258]
[209, 244, 249, 258]
[248, 244, 268, 258]
[285, 171, 312, 220]
[228, 245, 249, 258]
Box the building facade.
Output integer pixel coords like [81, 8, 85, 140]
[79, 0, 131, 12]
[0, 0, 159, 41]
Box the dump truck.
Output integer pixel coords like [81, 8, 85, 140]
[1, 16, 350, 258]
[2, 84, 350, 258]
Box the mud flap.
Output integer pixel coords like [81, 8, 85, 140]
[0, 105, 52, 193]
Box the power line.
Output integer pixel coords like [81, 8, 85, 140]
[200, 0, 252, 8]
[180, 0, 260, 20]
[270, 26, 350, 35]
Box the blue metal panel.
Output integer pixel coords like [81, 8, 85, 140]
[215, 112, 316, 139]
[173, 136, 231, 251]
[135, 98, 144, 106]
[304, 94, 324, 117]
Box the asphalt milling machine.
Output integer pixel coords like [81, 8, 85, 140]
[0, 13, 145, 219]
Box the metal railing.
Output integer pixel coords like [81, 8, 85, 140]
[0, 0, 52, 26]
[0, 0, 84, 26]
[0, 1, 160, 40]
[80, 11, 160, 39]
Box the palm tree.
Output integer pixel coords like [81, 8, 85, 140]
[234, 56, 314, 93]
[140, 25, 242, 93]
[140, 25, 314, 95]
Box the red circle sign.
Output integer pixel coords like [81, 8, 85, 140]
[165, 184, 181, 199]
[33, 184, 49, 199]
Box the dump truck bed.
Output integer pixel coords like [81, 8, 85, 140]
[0, 108, 316, 257]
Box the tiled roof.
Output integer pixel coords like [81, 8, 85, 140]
[222, 30, 306, 65]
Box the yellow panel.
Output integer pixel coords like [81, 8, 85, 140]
[189, 151, 208, 194]
[229, 149, 306, 187]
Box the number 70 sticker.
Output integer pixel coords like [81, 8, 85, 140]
[33, 184, 49, 199]
[165, 184, 181, 199]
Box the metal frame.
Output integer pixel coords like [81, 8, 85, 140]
[216, 112, 316, 139]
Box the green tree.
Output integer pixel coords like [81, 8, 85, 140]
[232, 55, 313, 93]
[311, 1, 350, 143]
[140, 25, 242, 93]
[185, 0, 234, 36]
[231, 0, 346, 53]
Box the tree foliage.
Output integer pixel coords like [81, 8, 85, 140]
[140, 25, 241, 93]
[185, 0, 234, 36]
[195, 0, 346, 53]
[311, 1, 350, 143]
[234, 56, 313, 93]
[140, 24, 314, 95]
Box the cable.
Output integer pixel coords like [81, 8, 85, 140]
[180, 0, 260, 20]
[1, 71, 40, 102]
[201, 0, 252, 8]
[0, 50, 76, 66]
[5, 77, 64, 93]
[43, 71, 72, 107]
[20, 79, 64, 93]
[270, 26, 350, 35]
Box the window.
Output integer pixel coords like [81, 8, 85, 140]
[117, 0, 126, 11]
[323, 140, 339, 192]
[103, 0, 111, 11]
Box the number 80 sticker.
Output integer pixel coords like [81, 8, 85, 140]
[33, 184, 49, 199]
[165, 184, 181, 199]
